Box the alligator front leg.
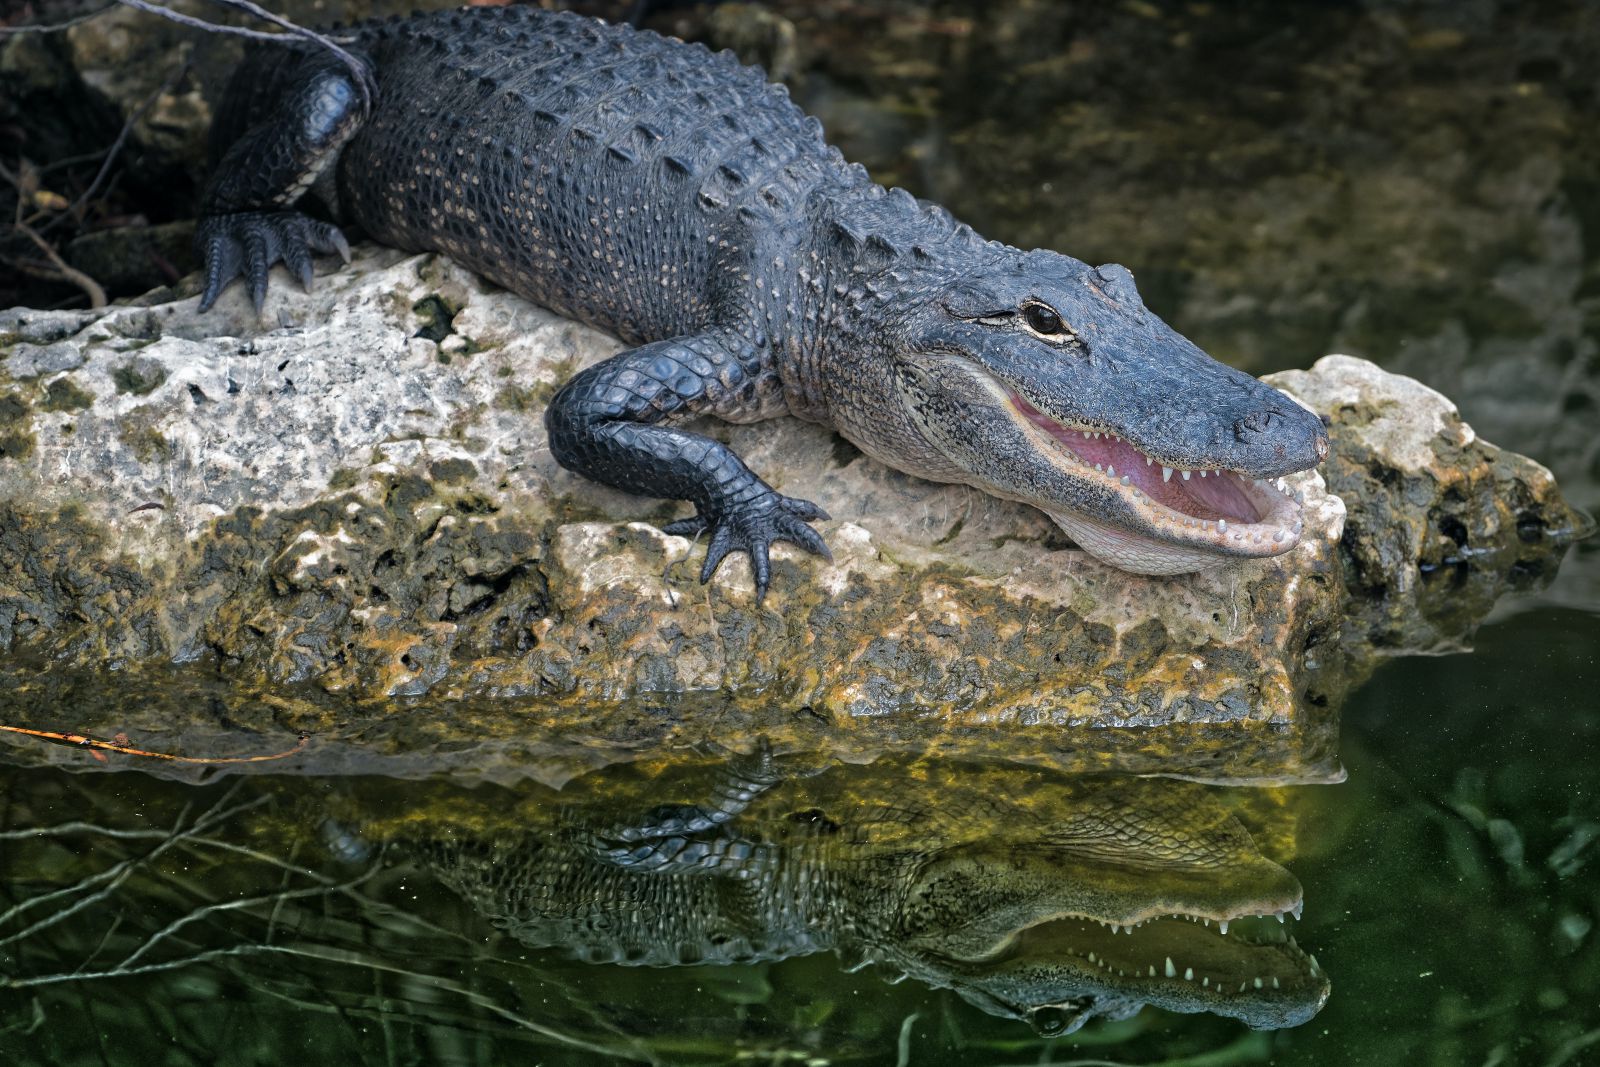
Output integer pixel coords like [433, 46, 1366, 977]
[582, 740, 812, 877]
[195, 54, 369, 312]
[544, 333, 830, 600]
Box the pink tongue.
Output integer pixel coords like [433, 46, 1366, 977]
[1015, 397, 1261, 523]
[1179, 469, 1260, 522]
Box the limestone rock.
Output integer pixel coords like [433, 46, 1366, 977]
[0, 250, 1586, 783]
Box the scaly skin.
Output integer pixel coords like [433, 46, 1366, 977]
[197, 6, 1330, 594]
[418, 762, 1330, 1035]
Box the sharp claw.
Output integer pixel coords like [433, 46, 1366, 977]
[242, 240, 270, 314]
[750, 542, 772, 597]
[792, 523, 831, 560]
[197, 232, 242, 310]
[328, 227, 352, 263]
[285, 240, 315, 291]
[699, 527, 733, 584]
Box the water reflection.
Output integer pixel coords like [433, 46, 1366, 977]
[0, 748, 1329, 1062]
[422, 751, 1329, 1037]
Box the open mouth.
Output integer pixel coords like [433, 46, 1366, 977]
[1007, 910, 1325, 1003]
[1005, 390, 1307, 553]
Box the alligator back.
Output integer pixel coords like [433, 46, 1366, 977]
[340, 7, 845, 344]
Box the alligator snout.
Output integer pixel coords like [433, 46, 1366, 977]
[1232, 402, 1328, 472]
[1233, 409, 1284, 438]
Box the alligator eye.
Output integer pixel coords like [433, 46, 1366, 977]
[1022, 302, 1066, 336]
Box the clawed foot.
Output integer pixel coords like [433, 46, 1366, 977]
[195, 210, 351, 313]
[662, 493, 832, 601]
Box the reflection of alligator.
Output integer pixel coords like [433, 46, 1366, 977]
[419, 758, 1329, 1035]
[200, 6, 1327, 590]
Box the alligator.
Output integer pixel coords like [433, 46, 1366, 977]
[197, 5, 1330, 594]
[416, 755, 1330, 1035]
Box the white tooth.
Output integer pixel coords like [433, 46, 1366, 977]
[1219, 920, 1229, 935]
[1274, 530, 1287, 543]
[1293, 902, 1304, 920]
[1277, 913, 1285, 923]
[1199, 470, 1207, 477]
[1146, 455, 1153, 465]
[1272, 977, 1281, 989]
[1203, 919, 1209, 927]
[1148, 965, 1156, 977]
[1164, 957, 1176, 978]
[1095, 463, 1103, 471]
[1203, 976, 1210, 987]
[1181, 469, 1191, 480]
[1309, 954, 1321, 974]
[1120, 476, 1130, 486]
[1083, 430, 1092, 439]
[1239, 982, 1248, 992]
[1107, 464, 1115, 476]
[1162, 467, 1172, 482]
[1184, 967, 1194, 981]
[1254, 977, 1264, 989]
[1216, 519, 1227, 532]
[1087, 952, 1096, 963]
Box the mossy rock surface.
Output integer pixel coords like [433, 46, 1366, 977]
[0, 250, 1587, 783]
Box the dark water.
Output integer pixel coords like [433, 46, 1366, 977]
[2, 601, 1596, 1065]
[4, 0, 1600, 1064]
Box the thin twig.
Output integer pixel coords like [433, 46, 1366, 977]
[0, 723, 309, 764]
[0, 822, 173, 841]
[118, 867, 382, 970]
[13, 222, 106, 307]
[0, 794, 265, 945]
[112, 0, 376, 114]
[0, 5, 116, 35]
[33, 58, 191, 236]
[5, 942, 661, 1062]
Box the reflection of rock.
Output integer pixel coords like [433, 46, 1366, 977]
[414, 756, 1329, 1035]
[0, 250, 1586, 784]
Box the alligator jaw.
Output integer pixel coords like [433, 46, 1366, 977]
[1005, 911, 1329, 1027]
[1003, 388, 1311, 574]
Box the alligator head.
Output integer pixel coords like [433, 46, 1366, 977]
[887, 247, 1329, 574]
[875, 781, 1330, 1033]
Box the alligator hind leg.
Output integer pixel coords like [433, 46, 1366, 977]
[545, 332, 831, 600]
[196, 53, 369, 312]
